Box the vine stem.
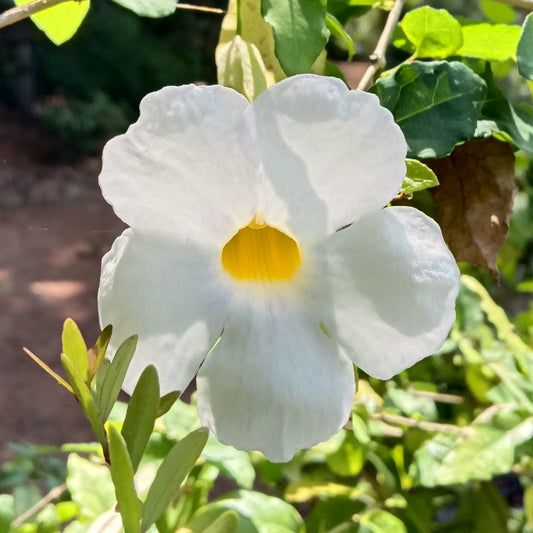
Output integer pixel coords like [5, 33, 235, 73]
[0, 0, 223, 31]
[357, 0, 406, 91]
[494, 0, 533, 10]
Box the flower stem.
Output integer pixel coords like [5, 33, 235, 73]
[357, 0, 406, 91]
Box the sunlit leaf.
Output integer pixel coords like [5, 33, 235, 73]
[62, 318, 89, 384]
[480, 0, 516, 24]
[518, 14, 533, 81]
[109, 0, 176, 17]
[261, 0, 329, 75]
[326, 13, 355, 59]
[394, 6, 463, 58]
[371, 61, 486, 158]
[401, 159, 439, 195]
[88, 324, 112, 380]
[202, 510, 239, 533]
[457, 22, 521, 62]
[0, 495, 14, 533]
[359, 509, 407, 533]
[14, 0, 89, 45]
[108, 424, 141, 533]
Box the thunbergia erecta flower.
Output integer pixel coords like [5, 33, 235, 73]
[98, 74, 460, 462]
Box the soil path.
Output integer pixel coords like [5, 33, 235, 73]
[1, 108, 125, 462]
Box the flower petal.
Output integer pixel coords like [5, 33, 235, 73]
[196, 296, 355, 462]
[316, 206, 459, 379]
[98, 229, 229, 394]
[99, 85, 258, 246]
[245, 74, 407, 241]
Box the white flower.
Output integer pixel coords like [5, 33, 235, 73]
[98, 74, 460, 462]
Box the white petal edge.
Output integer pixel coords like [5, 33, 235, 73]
[196, 295, 355, 463]
[99, 84, 258, 246]
[244, 74, 407, 242]
[98, 229, 230, 395]
[314, 206, 460, 379]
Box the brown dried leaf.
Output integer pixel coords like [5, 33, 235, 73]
[427, 138, 516, 281]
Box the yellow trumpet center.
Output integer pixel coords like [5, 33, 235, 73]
[221, 212, 301, 281]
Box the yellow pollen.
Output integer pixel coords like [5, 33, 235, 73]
[222, 212, 301, 281]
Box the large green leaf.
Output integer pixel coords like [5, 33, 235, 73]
[410, 413, 533, 486]
[518, 14, 533, 80]
[110, 0, 176, 17]
[466, 58, 533, 153]
[142, 428, 208, 531]
[108, 425, 141, 533]
[457, 22, 521, 62]
[370, 61, 486, 158]
[401, 159, 439, 195]
[394, 6, 463, 59]
[122, 365, 160, 472]
[186, 490, 305, 533]
[261, 0, 329, 75]
[14, 0, 89, 45]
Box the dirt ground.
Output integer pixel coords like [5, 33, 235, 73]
[0, 106, 126, 463]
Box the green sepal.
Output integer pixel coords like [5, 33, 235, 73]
[122, 365, 160, 472]
[108, 424, 141, 533]
[60, 353, 107, 453]
[142, 428, 209, 531]
[97, 335, 138, 423]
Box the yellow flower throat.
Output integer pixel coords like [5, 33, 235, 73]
[222, 212, 301, 281]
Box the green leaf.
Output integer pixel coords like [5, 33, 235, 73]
[110, 0, 176, 17]
[480, 0, 516, 24]
[359, 509, 407, 533]
[457, 22, 521, 62]
[306, 497, 363, 533]
[518, 14, 533, 81]
[88, 324, 112, 380]
[202, 510, 239, 533]
[14, 0, 89, 45]
[217, 35, 268, 101]
[97, 335, 138, 423]
[108, 425, 141, 533]
[326, 13, 355, 59]
[142, 428, 208, 531]
[401, 159, 439, 195]
[370, 61, 486, 158]
[61, 354, 107, 451]
[0, 495, 14, 533]
[411, 415, 533, 486]
[394, 6, 463, 58]
[466, 58, 533, 153]
[326, 431, 366, 477]
[261, 0, 329, 75]
[525, 485, 533, 528]
[186, 490, 305, 533]
[327, 0, 372, 25]
[122, 365, 160, 472]
[66, 454, 115, 522]
[62, 318, 89, 384]
[157, 391, 181, 418]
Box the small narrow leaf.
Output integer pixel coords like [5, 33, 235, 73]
[88, 325, 112, 380]
[62, 318, 89, 384]
[23, 347, 73, 394]
[108, 425, 141, 533]
[157, 390, 181, 418]
[261, 0, 329, 75]
[61, 354, 107, 452]
[14, 0, 89, 45]
[122, 365, 160, 471]
[326, 13, 355, 59]
[142, 428, 209, 531]
[401, 160, 439, 195]
[97, 335, 138, 423]
[518, 14, 533, 81]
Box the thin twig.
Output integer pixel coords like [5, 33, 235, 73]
[0, 0, 69, 30]
[176, 3, 225, 14]
[12, 484, 67, 527]
[370, 412, 472, 435]
[493, 0, 533, 10]
[357, 0, 406, 91]
[406, 387, 465, 404]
